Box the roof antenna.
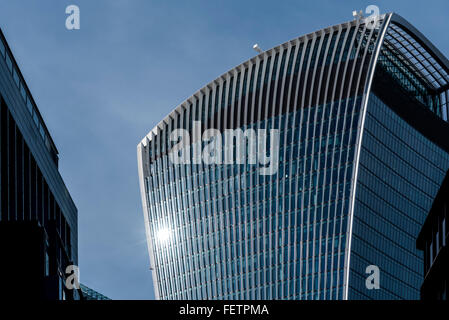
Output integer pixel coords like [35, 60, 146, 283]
[253, 44, 263, 54]
[352, 10, 364, 20]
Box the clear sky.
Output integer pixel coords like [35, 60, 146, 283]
[0, 0, 448, 300]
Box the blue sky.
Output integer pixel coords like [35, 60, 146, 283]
[0, 0, 448, 300]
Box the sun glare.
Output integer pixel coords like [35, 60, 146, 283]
[157, 228, 171, 243]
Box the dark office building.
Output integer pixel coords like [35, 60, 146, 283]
[0, 29, 78, 299]
[417, 170, 449, 300]
[138, 13, 449, 300]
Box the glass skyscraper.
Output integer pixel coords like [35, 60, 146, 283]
[138, 13, 449, 300]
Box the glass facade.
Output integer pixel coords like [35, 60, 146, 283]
[348, 93, 449, 299]
[138, 13, 449, 300]
[417, 170, 449, 300]
[80, 284, 111, 300]
[0, 29, 59, 164]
